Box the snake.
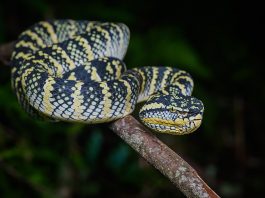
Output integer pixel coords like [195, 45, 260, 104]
[10, 20, 204, 135]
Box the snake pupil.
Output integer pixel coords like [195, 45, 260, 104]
[169, 106, 177, 113]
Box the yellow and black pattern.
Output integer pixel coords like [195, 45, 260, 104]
[11, 20, 204, 135]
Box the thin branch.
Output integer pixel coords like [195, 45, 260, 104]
[0, 41, 220, 198]
[110, 115, 219, 198]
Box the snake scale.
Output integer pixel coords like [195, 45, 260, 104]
[10, 20, 204, 135]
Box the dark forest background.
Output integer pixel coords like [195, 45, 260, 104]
[0, 0, 264, 197]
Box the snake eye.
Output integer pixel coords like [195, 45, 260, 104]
[168, 106, 177, 113]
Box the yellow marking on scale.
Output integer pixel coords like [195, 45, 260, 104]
[193, 114, 202, 128]
[140, 102, 164, 111]
[86, 21, 97, 31]
[106, 62, 114, 74]
[55, 45, 76, 70]
[160, 67, 172, 88]
[173, 82, 187, 96]
[15, 40, 37, 51]
[95, 26, 111, 55]
[115, 60, 123, 78]
[142, 117, 187, 127]
[170, 70, 185, 82]
[71, 82, 86, 120]
[68, 20, 78, 38]
[14, 76, 21, 92]
[119, 79, 132, 114]
[111, 23, 124, 58]
[176, 75, 194, 88]
[11, 67, 17, 73]
[149, 67, 159, 95]
[13, 52, 31, 60]
[194, 114, 202, 120]
[39, 22, 58, 43]
[75, 36, 94, 60]
[170, 70, 193, 85]
[134, 68, 148, 103]
[137, 69, 146, 93]
[170, 70, 194, 95]
[91, 66, 101, 81]
[67, 72, 77, 80]
[42, 77, 56, 115]
[32, 59, 53, 75]
[38, 51, 63, 76]
[21, 67, 34, 93]
[99, 82, 112, 118]
[21, 30, 45, 48]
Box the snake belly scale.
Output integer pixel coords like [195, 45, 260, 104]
[11, 20, 204, 135]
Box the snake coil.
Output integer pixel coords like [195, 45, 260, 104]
[11, 20, 204, 135]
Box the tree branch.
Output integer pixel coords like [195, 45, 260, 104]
[0, 41, 220, 198]
[110, 116, 219, 198]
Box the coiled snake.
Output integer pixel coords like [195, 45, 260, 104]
[10, 20, 204, 135]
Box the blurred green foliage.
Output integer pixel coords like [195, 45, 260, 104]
[0, 0, 264, 197]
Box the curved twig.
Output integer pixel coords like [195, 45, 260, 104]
[0, 41, 220, 198]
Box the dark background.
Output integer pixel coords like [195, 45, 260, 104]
[0, 0, 264, 197]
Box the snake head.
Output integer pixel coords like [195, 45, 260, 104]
[139, 93, 204, 135]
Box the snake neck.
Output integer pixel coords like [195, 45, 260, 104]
[132, 67, 194, 103]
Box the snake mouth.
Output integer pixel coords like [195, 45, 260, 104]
[141, 116, 202, 135]
[142, 117, 187, 127]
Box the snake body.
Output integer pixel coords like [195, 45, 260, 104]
[11, 20, 204, 135]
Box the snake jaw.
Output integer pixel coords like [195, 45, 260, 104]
[174, 118, 187, 126]
[141, 115, 202, 135]
[139, 94, 204, 135]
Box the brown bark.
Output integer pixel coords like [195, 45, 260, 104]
[0, 41, 220, 198]
[110, 115, 219, 198]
